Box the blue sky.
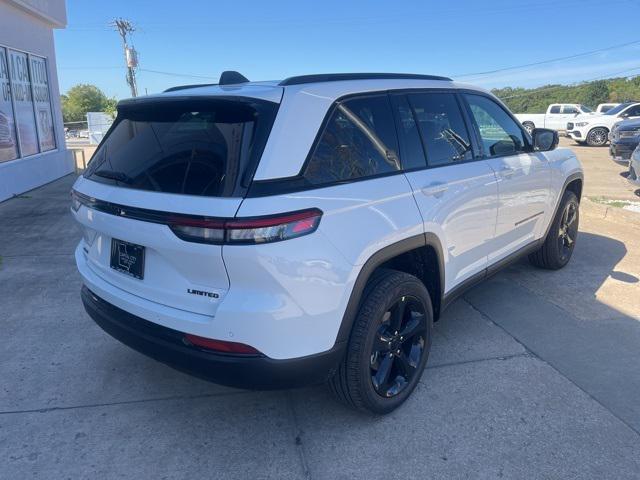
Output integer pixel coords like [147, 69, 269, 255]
[55, 0, 640, 99]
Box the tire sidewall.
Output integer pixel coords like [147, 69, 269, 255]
[547, 191, 580, 267]
[586, 127, 608, 146]
[351, 275, 433, 414]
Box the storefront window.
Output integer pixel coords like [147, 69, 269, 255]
[9, 49, 39, 156]
[0, 47, 19, 162]
[30, 55, 56, 152]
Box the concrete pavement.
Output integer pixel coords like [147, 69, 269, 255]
[1, 173, 639, 479]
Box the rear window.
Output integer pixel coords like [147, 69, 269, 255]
[85, 98, 278, 197]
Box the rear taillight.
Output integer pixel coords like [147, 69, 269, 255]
[184, 334, 261, 355]
[71, 189, 322, 245]
[169, 208, 322, 245]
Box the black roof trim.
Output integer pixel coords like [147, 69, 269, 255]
[279, 73, 452, 86]
[163, 83, 217, 93]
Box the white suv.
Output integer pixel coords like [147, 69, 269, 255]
[71, 72, 583, 414]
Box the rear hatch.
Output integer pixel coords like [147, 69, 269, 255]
[73, 95, 279, 315]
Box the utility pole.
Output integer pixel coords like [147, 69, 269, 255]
[111, 18, 138, 97]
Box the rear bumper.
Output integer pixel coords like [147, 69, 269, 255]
[81, 286, 345, 389]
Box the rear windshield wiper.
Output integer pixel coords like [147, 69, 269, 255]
[93, 169, 133, 184]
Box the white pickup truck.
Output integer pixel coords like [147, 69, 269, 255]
[516, 104, 593, 133]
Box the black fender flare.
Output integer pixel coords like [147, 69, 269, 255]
[334, 233, 445, 343]
[542, 171, 584, 241]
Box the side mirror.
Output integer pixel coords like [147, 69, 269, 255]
[532, 128, 558, 152]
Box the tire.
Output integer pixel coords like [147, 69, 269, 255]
[586, 127, 609, 146]
[529, 190, 579, 270]
[522, 122, 535, 134]
[328, 270, 433, 414]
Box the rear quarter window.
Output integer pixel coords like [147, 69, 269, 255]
[85, 98, 278, 197]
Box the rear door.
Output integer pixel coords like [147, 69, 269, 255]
[545, 105, 563, 130]
[73, 97, 278, 315]
[462, 93, 551, 263]
[391, 91, 499, 293]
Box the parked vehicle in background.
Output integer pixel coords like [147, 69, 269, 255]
[596, 103, 620, 114]
[515, 104, 593, 134]
[71, 72, 583, 414]
[628, 145, 640, 187]
[609, 118, 640, 164]
[567, 101, 640, 147]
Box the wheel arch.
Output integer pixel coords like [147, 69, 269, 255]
[335, 233, 445, 344]
[543, 171, 584, 241]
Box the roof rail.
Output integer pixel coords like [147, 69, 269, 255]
[279, 73, 452, 86]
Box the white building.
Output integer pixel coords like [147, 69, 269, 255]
[0, 0, 71, 202]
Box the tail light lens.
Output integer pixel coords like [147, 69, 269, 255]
[184, 334, 261, 355]
[169, 208, 322, 245]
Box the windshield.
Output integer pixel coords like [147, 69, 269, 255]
[605, 102, 634, 116]
[85, 98, 278, 197]
[579, 105, 593, 113]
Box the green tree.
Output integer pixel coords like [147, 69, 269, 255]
[61, 84, 117, 123]
[583, 80, 610, 108]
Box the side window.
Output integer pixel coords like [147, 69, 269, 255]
[563, 106, 578, 114]
[390, 95, 427, 170]
[623, 105, 640, 117]
[549, 105, 561, 114]
[465, 94, 527, 157]
[407, 92, 473, 166]
[304, 95, 400, 185]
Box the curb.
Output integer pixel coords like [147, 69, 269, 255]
[581, 197, 640, 227]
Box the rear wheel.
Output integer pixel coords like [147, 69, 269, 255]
[328, 270, 433, 414]
[529, 190, 579, 270]
[586, 127, 609, 146]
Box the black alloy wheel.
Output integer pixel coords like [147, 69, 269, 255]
[557, 200, 578, 263]
[370, 295, 427, 398]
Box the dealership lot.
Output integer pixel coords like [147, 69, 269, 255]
[1, 143, 639, 479]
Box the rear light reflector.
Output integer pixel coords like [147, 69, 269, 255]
[184, 334, 261, 355]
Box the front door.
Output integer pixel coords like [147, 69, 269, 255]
[462, 93, 551, 264]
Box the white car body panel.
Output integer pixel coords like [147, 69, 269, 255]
[404, 161, 498, 293]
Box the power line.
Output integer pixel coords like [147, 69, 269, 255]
[137, 69, 217, 80]
[454, 39, 640, 79]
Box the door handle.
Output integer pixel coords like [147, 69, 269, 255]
[421, 182, 449, 197]
[500, 165, 516, 179]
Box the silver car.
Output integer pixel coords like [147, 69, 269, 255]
[628, 144, 640, 187]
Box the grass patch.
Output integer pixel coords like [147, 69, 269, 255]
[589, 196, 634, 209]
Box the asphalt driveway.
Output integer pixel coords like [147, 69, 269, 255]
[1, 174, 639, 479]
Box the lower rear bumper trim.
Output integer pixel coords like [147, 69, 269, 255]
[81, 286, 345, 390]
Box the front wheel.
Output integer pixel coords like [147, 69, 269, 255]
[529, 190, 579, 270]
[328, 270, 433, 414]
[586, 127, 609, 146]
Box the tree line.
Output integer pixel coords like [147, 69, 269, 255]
[494, 76, 640, 113]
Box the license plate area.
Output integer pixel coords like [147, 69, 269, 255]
[110, 238, 145, 280]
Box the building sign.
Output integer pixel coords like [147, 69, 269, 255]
[0, 47, 19, 162]
[0, 45, 57, 162]
[9, 49, 39, 156]
[30, 55, 55, 151]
